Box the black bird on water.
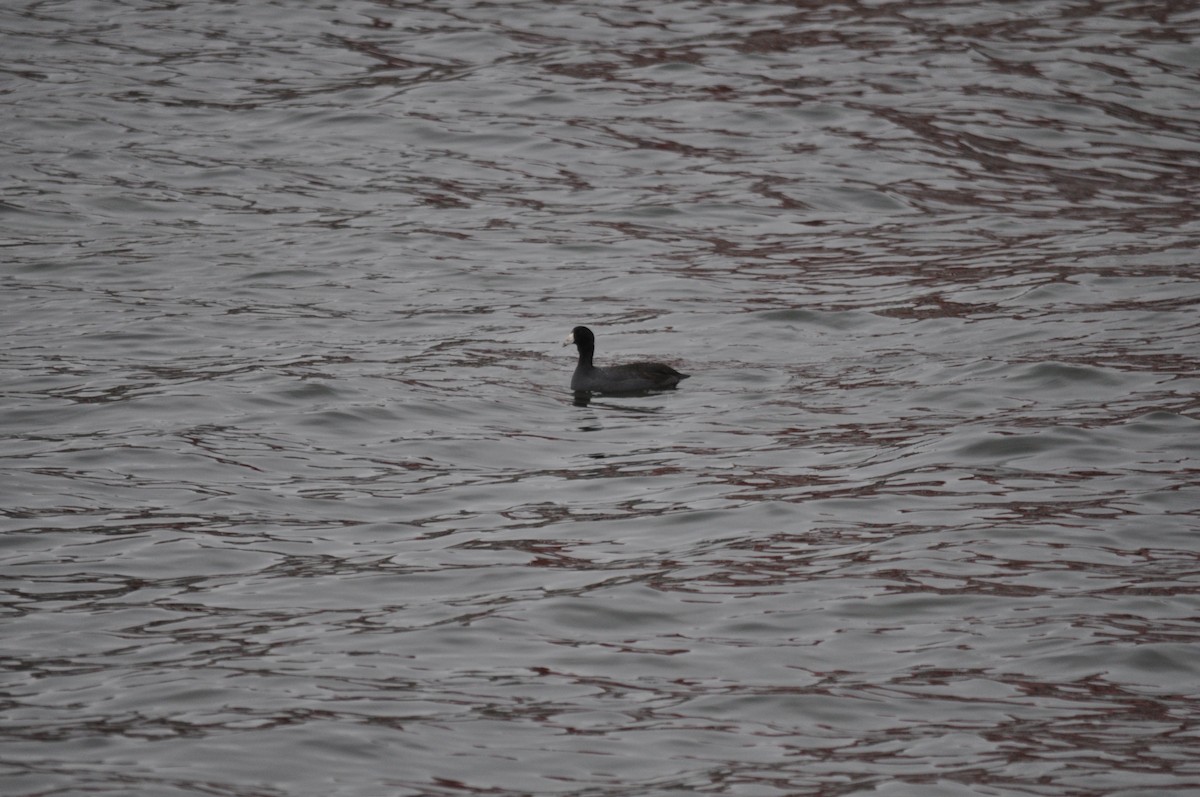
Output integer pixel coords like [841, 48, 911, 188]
[563, 326, 689, 393]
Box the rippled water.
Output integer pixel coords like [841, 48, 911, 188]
[3, 1, 1199, 795]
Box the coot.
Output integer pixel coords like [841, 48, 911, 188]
[563, 326, 689, 393]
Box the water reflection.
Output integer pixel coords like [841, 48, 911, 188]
[570, 389, 673, 411]
[2, 1, 1198, 796]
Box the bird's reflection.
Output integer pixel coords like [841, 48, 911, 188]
[570, 390, 664, 413]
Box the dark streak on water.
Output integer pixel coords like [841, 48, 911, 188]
[2, 1, 1199, 796]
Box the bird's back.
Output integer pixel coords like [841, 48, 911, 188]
[572, 361, 688, 393]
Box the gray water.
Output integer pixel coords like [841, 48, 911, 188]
[3, 1, 1199, 795]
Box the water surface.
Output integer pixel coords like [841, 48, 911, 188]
[2, 1, 1199, 795]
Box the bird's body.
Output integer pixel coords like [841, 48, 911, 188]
[564, 326, 688, 393]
